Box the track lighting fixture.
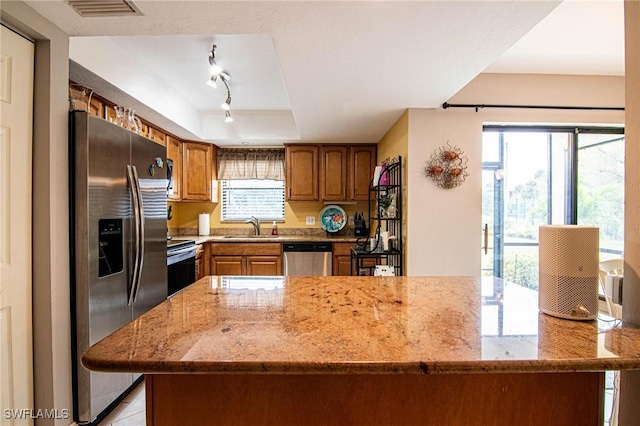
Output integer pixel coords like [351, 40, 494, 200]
[221, 94, 231, 111]
[205, 44, 234, 123]
[208, 44, 222, 76]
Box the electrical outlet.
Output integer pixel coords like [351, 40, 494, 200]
[306, 216, 316, 226]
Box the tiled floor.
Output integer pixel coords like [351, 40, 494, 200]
[96, 381, 146, 426]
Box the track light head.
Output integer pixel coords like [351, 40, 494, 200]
[225, 111, 234, 123]
[206, 75, 218, 88]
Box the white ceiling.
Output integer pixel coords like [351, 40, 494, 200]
[24, 1, 624, 146]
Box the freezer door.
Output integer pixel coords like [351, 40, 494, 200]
[130, 133, 168, 319]
[72, 113, 134, 423]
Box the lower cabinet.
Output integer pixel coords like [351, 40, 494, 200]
[210, 243, 282, 276]
[195, 244, 206, 280]
[332, 243, 354, 276]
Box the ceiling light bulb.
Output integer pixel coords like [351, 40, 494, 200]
[225, 111, 234, 123]
[221, 102, 230, 111]
[206, 75, 217, 88]
[210, 64, 223, 76]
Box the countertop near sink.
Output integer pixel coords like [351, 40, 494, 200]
[171, 234, 363, 245]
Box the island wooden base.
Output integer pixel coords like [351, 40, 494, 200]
[146, 372, 604, 426]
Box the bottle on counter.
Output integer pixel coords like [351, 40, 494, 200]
[271, 221, 278, 236]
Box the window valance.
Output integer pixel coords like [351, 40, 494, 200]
[217, 148, 285, 181]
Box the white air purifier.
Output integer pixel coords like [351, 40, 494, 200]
[538, 225, 599, 321]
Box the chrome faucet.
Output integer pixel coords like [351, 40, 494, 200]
[244, 216, 260, 236]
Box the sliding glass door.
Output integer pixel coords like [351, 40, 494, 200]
[482, 126, 624, 288]
[577, 132, 625, 260]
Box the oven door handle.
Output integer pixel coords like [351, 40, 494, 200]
[167, 248, 197, 266]
[168, 246, 197, 256]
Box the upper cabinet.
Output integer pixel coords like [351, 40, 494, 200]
[349, 145, 377, 201]
[147, 126, 167, 147]
[286, 144, 376, 202]
[182, 142, 216, 202]
[286, 145, 319, 201]
[320, 145, 348, 201]
[166, 136, 182, 201]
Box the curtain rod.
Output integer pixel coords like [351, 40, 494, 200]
[442, 102, 624, 112]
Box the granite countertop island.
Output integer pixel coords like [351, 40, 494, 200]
[82, 276, 640, 426]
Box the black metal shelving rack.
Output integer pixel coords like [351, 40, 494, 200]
[351, 156, 403, 276]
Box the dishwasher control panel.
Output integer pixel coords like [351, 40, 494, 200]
[283, 242, 332, 252]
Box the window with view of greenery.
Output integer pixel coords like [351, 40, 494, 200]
[482, 127, 624, 290]
[221, 180, 285, 222]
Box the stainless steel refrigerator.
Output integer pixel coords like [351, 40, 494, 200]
[70, 111, 168, 425]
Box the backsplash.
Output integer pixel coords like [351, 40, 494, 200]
[168, 200, 371, 234]
[169, 226, 360, 238]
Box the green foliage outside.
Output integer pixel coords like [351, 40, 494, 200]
[483, 134, 624, 288]
[503, 249, 539, 290]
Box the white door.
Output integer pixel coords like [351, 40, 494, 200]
[0, 25, 35, 426]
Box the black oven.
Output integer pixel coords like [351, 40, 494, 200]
[167, 240, 196, 297]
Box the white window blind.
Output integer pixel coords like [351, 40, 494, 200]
[221, 180, 285, 222]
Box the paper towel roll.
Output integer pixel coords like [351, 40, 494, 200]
[198, 213, 210, 236]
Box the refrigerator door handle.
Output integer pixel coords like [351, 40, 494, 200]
[127, 165, 142, 306]
[131, 165, 145, 304]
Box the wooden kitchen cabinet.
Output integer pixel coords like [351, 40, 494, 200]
[148, 126, 167, 147]
[289, 144, 376, 202]
[166, 136, 182, 201]
[349, 145, 377, 201]
[245, 256, 281, 275]
[195, 244, 206, 281]
[211, 255, 244, 275]
[332, 243, 354, 276]
[285, 145, 319, 201]
[182, 142, 214, 202]
[210, 243, 282, 276]
[320, 146, 348, 201]
[89, 97, 104, 118]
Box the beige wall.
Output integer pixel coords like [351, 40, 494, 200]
[377, 110, 408, 163]
[1, 2, 72, 425]
[406, 73, 624, 276]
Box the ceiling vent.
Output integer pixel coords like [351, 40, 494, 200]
[67, 0, 143, 17]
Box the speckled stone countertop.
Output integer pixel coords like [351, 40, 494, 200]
[82, 276, 640, 374]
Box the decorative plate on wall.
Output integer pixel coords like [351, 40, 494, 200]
[319, 205, 347, 233]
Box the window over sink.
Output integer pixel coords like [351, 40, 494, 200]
[217, 148, 286, 222]
[221, 179, 285, 222]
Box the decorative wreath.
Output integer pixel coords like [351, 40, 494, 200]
[424, 142, 469, 189]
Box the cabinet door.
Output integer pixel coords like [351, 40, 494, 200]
[245, 256, 281, 276]
[195, 258, 205, 281]
[286, 145, 318, 201]
[320, 145, 348, 201]
[211, 256, 243, 275]
[182, 142, 212, 201]
[166, 136, 182, 201]
[350, 145, 377, 201]
[89, 97, 104, 118]
[333, 255, 353, 276]
[148, 126, 167, 147]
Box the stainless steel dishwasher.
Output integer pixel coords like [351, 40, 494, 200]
[283, 242, 333, 276]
